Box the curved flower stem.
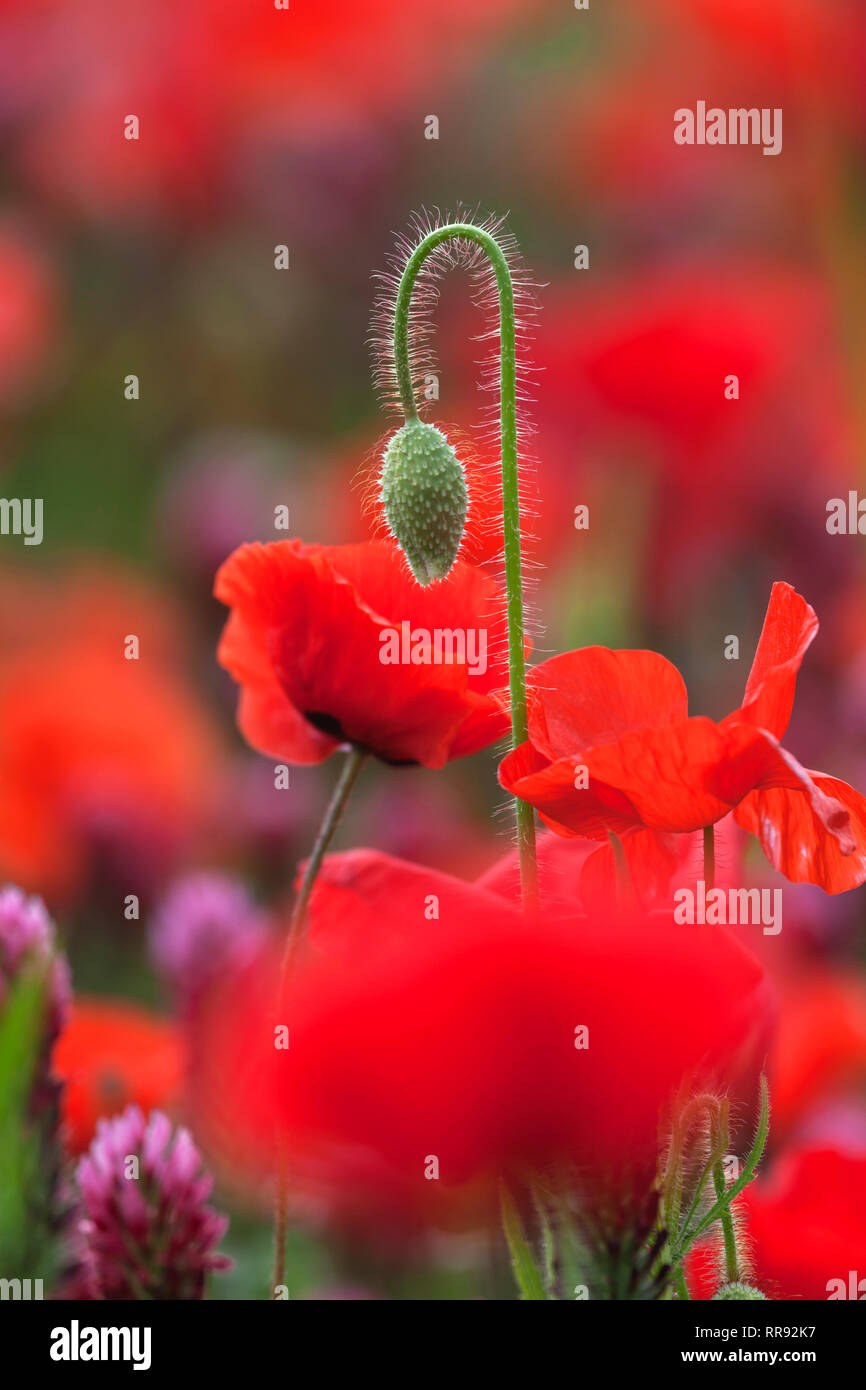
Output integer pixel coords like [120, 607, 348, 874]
[679, 1075, 770, 1251]
[271, 745, 368, 1296]
[392, 223, 538, 909]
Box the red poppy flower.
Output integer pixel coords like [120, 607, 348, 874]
[499, 582, 866, 894]
[745, 1147, 866, 1300]
[688, 1146, 866, 1301]
[190, 847, 772, 1235]
[54, 998, 185, 1154]
[770, 970, 866, 1142]
[510, 268, 854, 625]
[214, 538, 509, 768]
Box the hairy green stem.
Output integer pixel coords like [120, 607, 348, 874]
[711, 1103, 741, 1284]
[392, 223, 538, 909]
[713, 1158, 740, 1284]
[532, 1187, 558, 1297]
[679, 1075, 770, 1251]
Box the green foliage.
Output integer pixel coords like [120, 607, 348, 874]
[499, 1181, 548, 1300]
[0, 969, 60, 1280]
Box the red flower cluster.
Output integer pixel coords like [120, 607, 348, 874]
[499, 583, 866, 893]
[191, 846, 772, 1237]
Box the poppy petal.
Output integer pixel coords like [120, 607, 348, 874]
[305, 848, 515, 962]
[498, 739, 645, 837]
[503, 647, 688, 762]
[218, 607, 336, 764]
[735, 772, 866, 892]
[735, 581, 818, 739]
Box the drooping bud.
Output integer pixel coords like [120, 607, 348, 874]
[380, 420, 467, 585]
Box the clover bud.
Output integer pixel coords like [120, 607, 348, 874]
[380, 420, 467, 586]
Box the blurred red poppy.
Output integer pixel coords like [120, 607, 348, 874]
[190, 848, 772, 1236]
[0, 0, 540, 223]
[215, 538, 509, 768]
[515, 268, 856, 625]
[660, 0, 863, 107]
[499, 582, 866, 893]
[745, 1147, 866, 1300]
[0, 566, 223, 903]
[770, 969, 866, 1142]
[54, 998, 185, 1154]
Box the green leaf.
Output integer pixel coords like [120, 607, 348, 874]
[0, 969, 53, 1270]
[500, 1182, 547, 1301]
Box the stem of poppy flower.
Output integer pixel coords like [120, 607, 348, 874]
[279, 745, 369, 997]
[713, 1158, 741, 1284]
[709, 1101, 741, 1285]
[271, 745, 368, 1296]
[607, 830, 633, 905]
[703, 823, 715, 891]
[392, 223, 538, 910]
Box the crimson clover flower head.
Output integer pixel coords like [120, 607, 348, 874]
[0, 883, 70, 1039]
[70, 1104, 231, 1300]
[150, 871, 268, 1009]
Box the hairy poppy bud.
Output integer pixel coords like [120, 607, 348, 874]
[712, 1282, 766, 1300]
[380, 420, 467, 586]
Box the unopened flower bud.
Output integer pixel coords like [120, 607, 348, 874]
[380, 420, 467, 586]
[712, 1281, 766, 1300]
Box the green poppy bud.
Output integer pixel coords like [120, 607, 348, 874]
[380, 420, 467, 586]
[712, 1282, 766, 1300]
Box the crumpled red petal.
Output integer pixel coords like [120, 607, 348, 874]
[735, 772, 866, 893]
